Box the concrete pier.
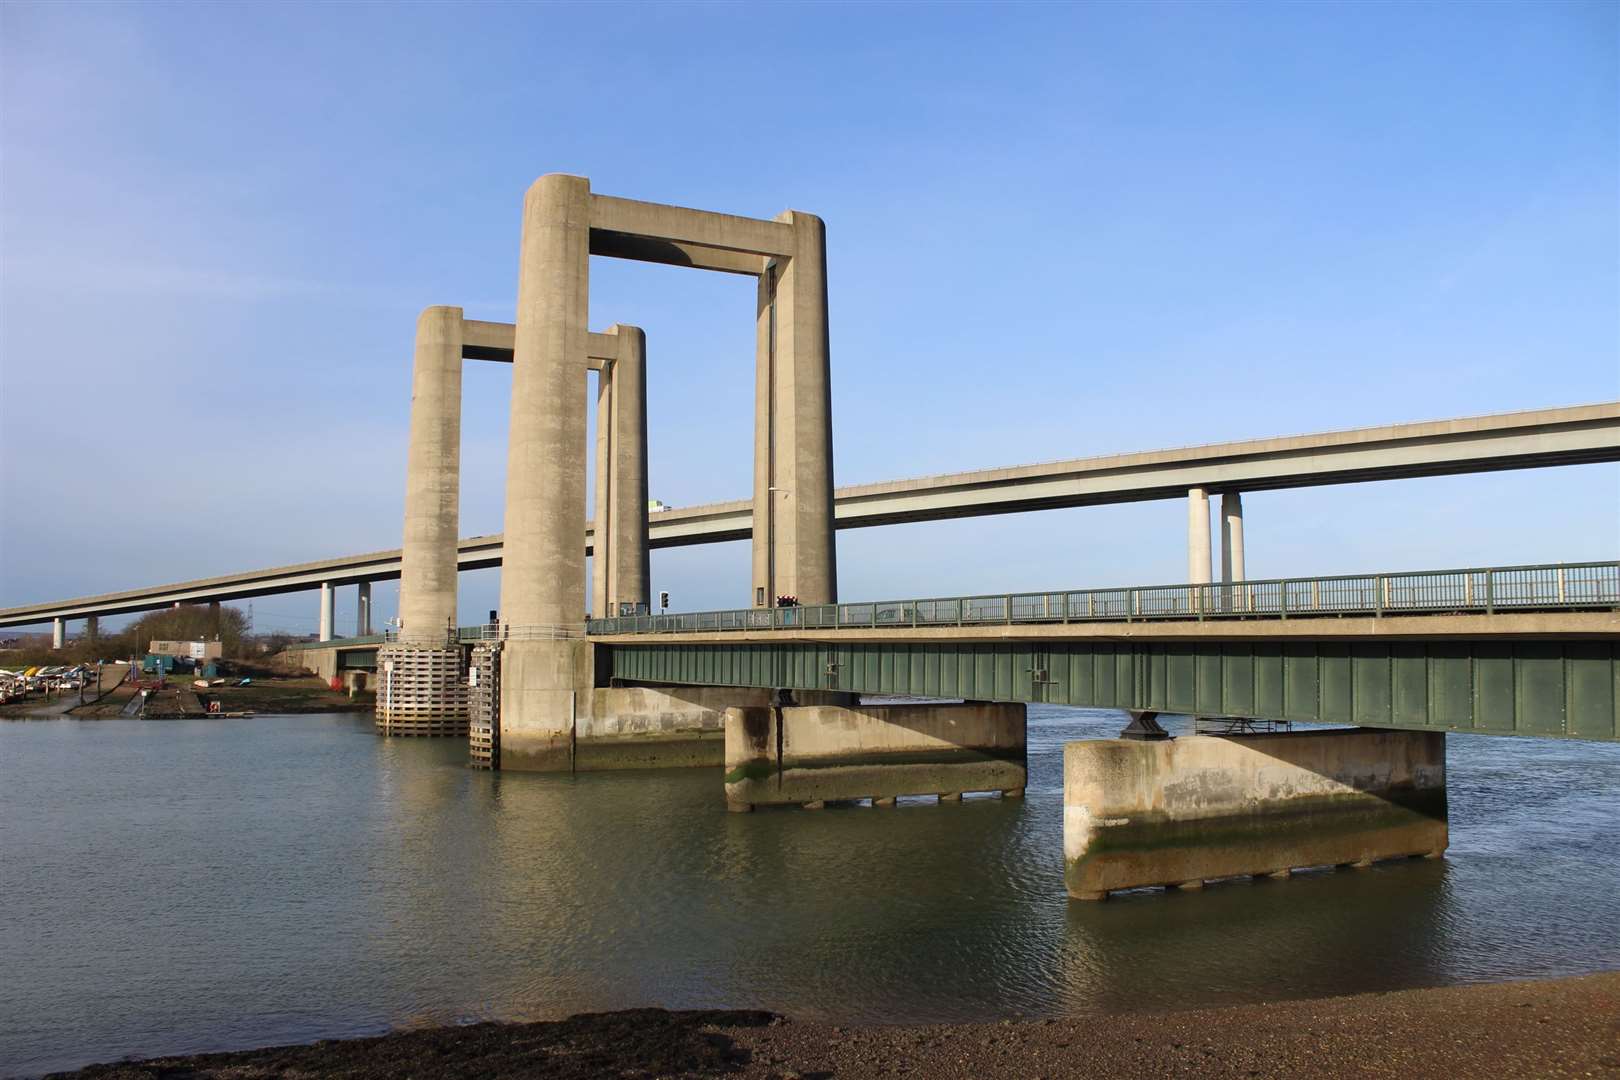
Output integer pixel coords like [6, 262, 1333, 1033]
[1062, 729, 1448, 900]
[52, 617, 64, 649]
[1220, 492, 1245, 583]
[1187, 486, 1212, 585]
[592, 362, 613, 620]
[588, 325, 650, 619]
[497, 174, 592, 772]
[606, 326, 649, 615]
[318, 582, 334, 643]
[752, 211, 837, 607]
[356, 581, 372, 636]
[723, 701, 1027, 810]
[84, 615, 97, 645]
[397, 305, 464, 644]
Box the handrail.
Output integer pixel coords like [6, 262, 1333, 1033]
[585, 560, 1620, 636]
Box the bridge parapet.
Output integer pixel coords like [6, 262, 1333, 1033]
[588, 561, 1619, 635]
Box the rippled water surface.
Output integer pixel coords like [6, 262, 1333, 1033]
[3, 709, 1618, 1075]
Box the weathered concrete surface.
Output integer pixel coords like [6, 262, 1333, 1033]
[397, 305, 463, 643]
[606, 326, 649, 614]
[285, 645, 340, 680]
[752, 211, 837, 607]
[570, 686, 850, 771]
[500, 173, 589, 632]
[576, 686, 759, 770]
[497, 638, 592, 772]
[1063, 729, 1448, 900]
[724, 702, 1026, 809]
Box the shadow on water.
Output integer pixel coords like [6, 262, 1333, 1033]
[2, 708, 1617, 1075]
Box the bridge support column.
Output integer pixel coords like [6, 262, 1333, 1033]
[607, 325, 649, 615]
[398, 305, 464, 643]
[724, 702, 1026, 810]
[752, 211, 837, 608]
[356, 582, 372, 637]
[208, 600, 221, 640]
[52, 617, 64, 650]
[589, 326, 649, 620]
[592, 362, 613, 620]
[84, 615, 98, 645]
[1187, 487, 1212, 585]
[318, 583, 334, 643]
[1063, 729, 1448, 901]
[1220, 492, 1245, 583]
[497, 174, 591, 763]
[377, 307, 471, 737]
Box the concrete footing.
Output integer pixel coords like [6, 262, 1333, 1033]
[575, 686, 781, 771]
[1063, 728, 1447, 900]
[723, 701, 1027, 811]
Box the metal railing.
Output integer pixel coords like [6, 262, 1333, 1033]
[586, 561, 1620, 636]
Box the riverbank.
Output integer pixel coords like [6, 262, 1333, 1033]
[1, 676, 370, 719]
[49, 972, 1620, 1078]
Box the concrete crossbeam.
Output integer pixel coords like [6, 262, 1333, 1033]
[588, 193, 797, 257]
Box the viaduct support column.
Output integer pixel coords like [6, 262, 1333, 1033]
[318, 583, 334, 643]
[752, 211, 836, 608]
[378, 305, 469, 736]
[356, 582, 372, 636]
[52, 617, 64, 650]
[1220, 492, 1245, 583]
[85, 615, 98, 646]
[208, 600, 222, 640]
[1187, 487, 1212, 585]
[497, 173, 592, 772]
[607, 325, 649, 615]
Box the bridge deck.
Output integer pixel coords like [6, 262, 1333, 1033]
[590, 563, 1619, 743]
[4, 403, 1616, 627]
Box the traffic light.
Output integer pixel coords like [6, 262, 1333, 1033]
[659, 591, 670, 611]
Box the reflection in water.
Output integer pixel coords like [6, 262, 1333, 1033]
[2, 709, 1617, 1076]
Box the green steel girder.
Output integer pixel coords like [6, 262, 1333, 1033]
[604, 638, 1620, 742]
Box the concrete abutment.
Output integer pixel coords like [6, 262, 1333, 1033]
[1062, 728, 1448, 901]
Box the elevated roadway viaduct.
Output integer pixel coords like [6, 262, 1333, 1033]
[4, 402, 1617, 632]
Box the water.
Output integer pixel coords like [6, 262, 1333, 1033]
[3, 708, 1617, 1076]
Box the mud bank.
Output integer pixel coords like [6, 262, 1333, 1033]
[49, 972, 1620, 1079]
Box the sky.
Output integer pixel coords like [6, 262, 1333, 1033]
[1, 0, 1616, 636]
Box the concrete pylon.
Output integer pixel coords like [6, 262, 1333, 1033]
[590, 324, 650, 619]
[318, 582, 334, 642]
[208, 600, 221, 640]
[357, 581, 372, 636]
[591, 361, 614, 620]
[397, 306, 464, 643]
[498, 173, 592, 772]
[606, 325, 649, 615]
[501, 174, 589, 631]
[52, 617, 64, 650]
[1220, 492, 1245, 583]
[85, 615, 98, 645]
[1188, 488, 1212, 585]
[752, 212, 836, 607]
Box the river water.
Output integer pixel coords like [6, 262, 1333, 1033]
[3, 708, 1617, 1076]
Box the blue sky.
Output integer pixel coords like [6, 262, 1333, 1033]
[1, 0, 1615, 635]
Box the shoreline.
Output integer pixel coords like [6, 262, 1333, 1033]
[46, 971, 1620, 1079]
